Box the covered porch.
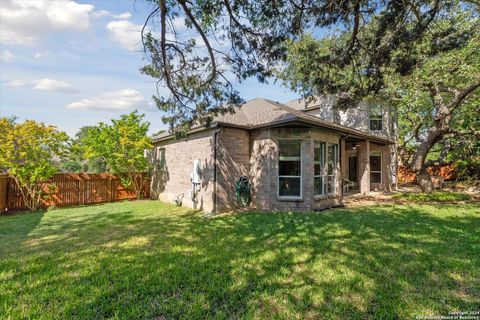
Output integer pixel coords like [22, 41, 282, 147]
[340, 138, 396, 196]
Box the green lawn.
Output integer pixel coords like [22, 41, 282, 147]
[1, 201, 479, 319]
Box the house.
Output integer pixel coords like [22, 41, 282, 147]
[150, 97, 397, 213]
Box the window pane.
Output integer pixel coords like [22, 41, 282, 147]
[370, 119, 382, 130]
[314, 177, 323, 195]
[327, 144, 338, 175]
[314, 142, 325, 162]
[279, 177, 301, 197]
[314, 163, 321, 175]
[369, 104, 382, 116]
[327, 176, 335, 194]
[370, 155, 381, 172]
[279, 161, 301, 176]
[279, 141, 301, 158]
[371, 172, 381, 183]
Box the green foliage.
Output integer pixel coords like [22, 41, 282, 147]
[392, 191, 472, 202]
[456, 158, 480, 180]
[389, 9, 480, 168]
[1, 201, 479, 318]
[143, 0, 473, 132]
[62, 126, 107, 173]
[82, 111, 153, 198]
[0, 118, 68, 210]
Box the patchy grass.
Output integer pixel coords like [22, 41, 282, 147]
[1, 201, 479, 319]
[392, 191, 472, 202]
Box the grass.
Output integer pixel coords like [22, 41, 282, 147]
[392, 191, 472, 202]
[1, 201, 479, 319]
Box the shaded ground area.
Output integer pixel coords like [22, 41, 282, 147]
[1, 201, 479, 319]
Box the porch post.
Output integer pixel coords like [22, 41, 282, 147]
[359, 140, 370, 195]
[340, 139, 346, 195]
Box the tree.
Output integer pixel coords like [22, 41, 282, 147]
[0, 118, 68, 210]
[62, 126, 107, 173]
[83, 111, 153, 199]
[141, 0, 477, 135]
[279, 3, 479, 191]
[386, 10, 479, 191]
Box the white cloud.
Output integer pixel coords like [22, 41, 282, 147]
[0, 0, 94, 45]
[93, 10, 131, 20]
[34, 51, 50, 59]
[6, 79, 27, 87]
[106, 20, 143, 51]
[0, 50, 14, 62]
[32, 78, 77, 93]
[66, 89, 146, 110]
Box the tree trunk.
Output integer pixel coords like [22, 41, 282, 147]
[410, 129, 441, 193]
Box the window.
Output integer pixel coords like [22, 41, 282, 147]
[370, 152, 382, 183]
[314, 142, 325, 195]
[369, 104, 383, 131]
[314, 142, 338, 196]
[278, 141, 302, 198]
[327, 144, 339, 194]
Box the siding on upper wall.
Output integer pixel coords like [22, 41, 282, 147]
[304, 100, 397, 141]
[151, 129, 215, 212]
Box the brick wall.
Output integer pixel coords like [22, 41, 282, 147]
[151, 130, 215, 212]
[249, 127, 342, 212]
[215, 127, 250, 212]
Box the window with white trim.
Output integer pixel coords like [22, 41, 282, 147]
[314, 142, 325, 196]
[326, 143, 339, 194]
[314, 141, 338, 196]
[278, 141, 302, 198]
[370, 151, 382, 183]
[369, 104, 383, 131]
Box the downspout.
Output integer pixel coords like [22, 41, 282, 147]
[212, 127, 221, 214]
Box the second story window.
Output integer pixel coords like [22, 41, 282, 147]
[369, 104, 383, 131]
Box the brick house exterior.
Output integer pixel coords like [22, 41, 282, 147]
[150, 97, 397, 213]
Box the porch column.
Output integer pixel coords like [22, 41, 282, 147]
[359, 140, 370, 195]
[337, 139, 346, 196]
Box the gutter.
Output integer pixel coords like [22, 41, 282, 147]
[153, 114, 394, 146]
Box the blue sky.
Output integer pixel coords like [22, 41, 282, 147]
[0, 0, 298, 136]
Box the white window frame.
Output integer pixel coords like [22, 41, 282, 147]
[326, 143, 339, 195]
[369, 104, 383, 131]
[278, 140, 303, 200]
[314, 141, 326, 196]
[314, 141, 339, 196]
[370, 151, 382, 184]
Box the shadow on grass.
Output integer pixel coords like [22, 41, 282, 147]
[1, 202, 479, 319]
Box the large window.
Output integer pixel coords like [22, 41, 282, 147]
[369, 104, 383, 131]
[314, 141, 338, 196]
[327, 144, 339, 194]
[314, 142, 325, 196]
[370, 152, 382, 183]
[278, 141, 302, 198]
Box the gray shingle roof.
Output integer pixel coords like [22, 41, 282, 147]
[152, 97, 393, 144]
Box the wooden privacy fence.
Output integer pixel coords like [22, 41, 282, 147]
[0, 173, 150, 212]
[398, 164, 457, 183]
